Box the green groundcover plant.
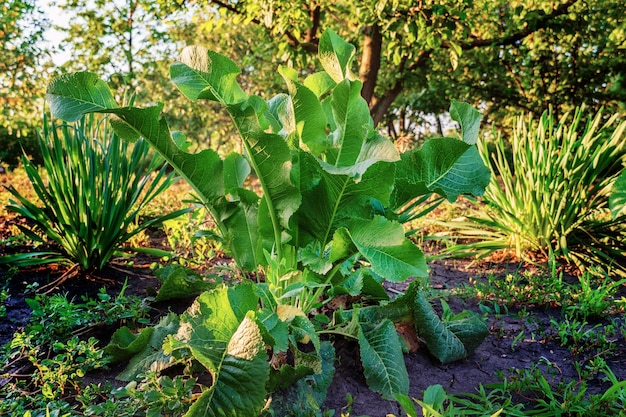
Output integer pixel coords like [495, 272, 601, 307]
[45, 29, 491, 415]
[2, 113, 189, 272]
[443, 107, 626, 276]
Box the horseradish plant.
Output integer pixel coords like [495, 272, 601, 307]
[46, 29, 490, 416]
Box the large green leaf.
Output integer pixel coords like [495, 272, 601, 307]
[230, 124, 300, 254]
[257, 308, 289, 353]
[112, 105, 261, 270]
[154, 264, 215, 302]
[171, 46, 247, 104]
[300, 160, 396, 246]
[46, 72, 118, 122]
[172, 48, 301, 250]
[104, 326, 155, 363]
[412, 291, 467, 364]
[303, 71, 336, 98]
[184, 314, 269, 417]
[348, 216, 428, 281]
[267, 341, 336, 417]
[222, 188, 261, 270]
[165, 285, 269, 417]
[116, 313, 180, 381]
[105, 105, 265, 269]
[223, 152, 251, 191]
[358, 319, 409, 400]
[267, 348, 322, 393]
[174, 50, 300, 248]
[107, 106, 226, 205]
[318, 29, 357, 83]
[278, 66, 328, 156]
[241, 128, 301, 233]
[220, 153, 261, 269]
[168, 284, 259, 372]
[449, 100, 482, 145]
[318, 131, 400, 179]
[327, 79, 372, 167]
[443, 311, 490, 355]
[394, 137, 491, 204]
[288, 315, 321, 353]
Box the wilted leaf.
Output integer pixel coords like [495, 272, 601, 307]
[359, 319, 409, 399]
[105, 326, 154, 362]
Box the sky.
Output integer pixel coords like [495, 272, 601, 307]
[40, 1, 72, 66]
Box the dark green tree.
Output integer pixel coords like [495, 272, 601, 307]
[199, 0, 626, 134]
[0, 0, 52, 164]
[35, 0, 626, 145]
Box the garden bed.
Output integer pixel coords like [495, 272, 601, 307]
[2, 241, 625, 416]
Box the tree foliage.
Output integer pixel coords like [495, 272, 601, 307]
[200, 0, 626, 133]
[54, 0, 177, 83]
[51, 0, 284, 155]
[3, 0, 624, 163]
[0, 0, 51, 163]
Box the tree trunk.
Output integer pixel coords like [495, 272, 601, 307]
[359, 24, 381, 105]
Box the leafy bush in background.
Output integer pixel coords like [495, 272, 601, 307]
[2, 114, 189, 271]
[45, 29, 491, 415]
[0, 129, 41, 167]
[446, 107, 626, 276]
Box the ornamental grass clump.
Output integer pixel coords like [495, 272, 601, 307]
[3, 114, 188, 272]
[450, 107, 626, 275]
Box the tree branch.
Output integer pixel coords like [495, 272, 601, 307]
[371, 0, 577, 125]
[208, 0, 318, 52]
[208, 0, 252, 20]
[448, 0, 577, 50]
[370, 51, 430, 126]
[304, 2, 321, 44]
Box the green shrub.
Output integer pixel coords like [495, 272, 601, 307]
[0, 128, 41, 167]
[2, 114, 189, 271]
[447, 107, 626, 275]
[45, 30, 491, 415]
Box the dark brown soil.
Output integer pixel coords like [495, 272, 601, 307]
[1, 240, 625, 416]
[325, 258, 626, 415]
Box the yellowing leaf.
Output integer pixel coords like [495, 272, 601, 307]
[277, 304, 307, 321]
[227, 316, 264, 360]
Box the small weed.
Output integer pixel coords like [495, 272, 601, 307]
[35, 337, 107, 399]
[1, 334, 107, 414]
[25, 280, 150, 344]
[550, 313, 618, 357]
[502, 361, 626, 415]
[478, 300, 509, 318]
[0, 280, 155, 415]
[575, 356, 609, 380]
[82, 372, 196, 417]
[411, 382, 525, 416]
[564, 274, 625, 320]
[460, 271, 568, 309]
[510, 330, 526, 352]
[460, 268, 624, 320]
[0, 287, 8, 318]
[163, 205, 219, 265]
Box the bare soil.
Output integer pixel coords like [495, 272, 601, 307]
[326, 257, 626, 415]
[1, 236, 626, 416]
